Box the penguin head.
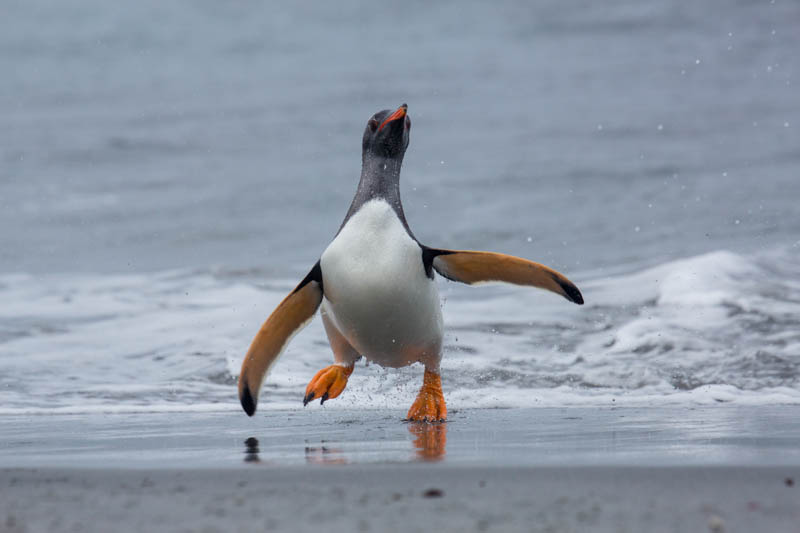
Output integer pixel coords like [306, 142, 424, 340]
[362, 104, 410, 160]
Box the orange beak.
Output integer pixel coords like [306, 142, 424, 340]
[379, 104, 408, 131]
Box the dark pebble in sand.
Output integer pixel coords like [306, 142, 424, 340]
[785, 477, 794, 487]
[423, 488, 444, 498]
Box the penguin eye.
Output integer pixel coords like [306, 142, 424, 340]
[368, 119, 379, 132]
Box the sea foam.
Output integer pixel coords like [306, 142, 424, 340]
[1, 246, 799, 414]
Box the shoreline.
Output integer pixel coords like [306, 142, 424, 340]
[3, 406, 800, 469]
[3, 406, 800, 531]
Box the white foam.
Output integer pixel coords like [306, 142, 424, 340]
[1, 246, 799, 414]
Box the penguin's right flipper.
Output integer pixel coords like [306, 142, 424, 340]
[238, 262, 324, 416]
[424, 248, 583, 305]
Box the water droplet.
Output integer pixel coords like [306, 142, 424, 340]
[695, 58, 701, 65]
[657, 124, 663, 131]
[526, 236, 532, 243]
[634, 226, 641, 232]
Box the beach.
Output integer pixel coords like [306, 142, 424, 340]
[3, 407, 800, 532]
[4, 465, 799, 533]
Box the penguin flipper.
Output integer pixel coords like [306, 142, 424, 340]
[426, 248, 584, 305]
[238, 262, 324, 416]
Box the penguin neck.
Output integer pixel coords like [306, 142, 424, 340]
[340, 154, 413, 237]
[362, 152, 402, 192]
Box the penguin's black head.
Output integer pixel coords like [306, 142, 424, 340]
[362, 104, 410, 160]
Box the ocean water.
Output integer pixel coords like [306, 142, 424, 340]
[1, 0, 799, 414]
[2, 247, 800, 414]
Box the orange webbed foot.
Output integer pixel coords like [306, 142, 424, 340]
[303, 364, 354, 406]
[406, 368, 447, 422]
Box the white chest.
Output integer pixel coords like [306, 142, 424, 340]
[319, 199, 443, 366]
[322, 200, 421, 284]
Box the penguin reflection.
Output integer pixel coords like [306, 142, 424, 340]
[408, 422, 447, 462]
[304, 443, 348, 465]
[244, 437, 261, 463]
[244, 426, 446, 465]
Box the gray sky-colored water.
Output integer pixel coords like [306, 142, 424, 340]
[1, 0, 798, 276]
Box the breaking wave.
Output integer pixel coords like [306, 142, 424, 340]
[1, 246, 799, 414]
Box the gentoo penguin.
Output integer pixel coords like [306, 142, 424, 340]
[238, 104, 583, 422]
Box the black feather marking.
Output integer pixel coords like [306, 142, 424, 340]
[241, 384, 257, 416]
[421, 246, 455, 280]
[292, 260, 324, 295]
[303, 391, 315, 406]
[553, 274, 584, 305]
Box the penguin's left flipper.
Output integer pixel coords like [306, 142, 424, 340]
[424, 248, 584, 305]
[238, 262, 324, 416]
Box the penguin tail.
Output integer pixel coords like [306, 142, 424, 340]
[423, 247, 584, 305]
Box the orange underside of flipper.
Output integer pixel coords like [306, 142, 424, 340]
[238, 274, 323, 416]
[432, 250, 583, 304]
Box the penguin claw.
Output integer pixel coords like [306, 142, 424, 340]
[406, 395, 447, 423]
[303, 392, 315, 406]
[304, 364, 353, 408]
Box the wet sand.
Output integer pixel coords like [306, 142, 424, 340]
[3, 465, 799, 533]
[2, 407, 800, 532]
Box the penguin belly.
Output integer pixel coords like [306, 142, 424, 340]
[320, 199, 443, 368]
